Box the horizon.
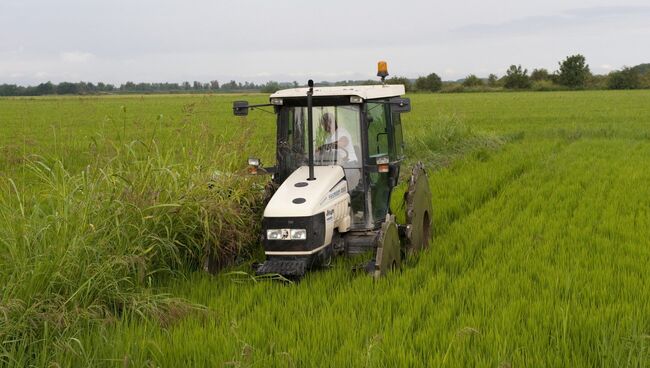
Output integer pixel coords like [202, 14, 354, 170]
[2, 1, 650, 85]
[3, 60, 649, 88]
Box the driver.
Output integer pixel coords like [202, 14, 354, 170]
[318, 112, 358, 163]
[317, 112, 361, 190]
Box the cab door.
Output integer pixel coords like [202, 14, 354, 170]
[366, 101, 392, 224]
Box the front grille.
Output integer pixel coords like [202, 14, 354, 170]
[262, 213, 325, 252]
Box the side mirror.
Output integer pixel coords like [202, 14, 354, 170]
[390, 97, 411, 113]
[233, 101, 249, 116]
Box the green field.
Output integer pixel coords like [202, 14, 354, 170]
[2, 91, 650, 367]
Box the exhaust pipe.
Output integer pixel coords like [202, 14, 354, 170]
[307, 79, 315, 181]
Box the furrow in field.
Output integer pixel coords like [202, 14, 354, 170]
[429, 138, 575, 237]
[406, 138, 650, 366]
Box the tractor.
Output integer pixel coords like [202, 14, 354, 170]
[232, 62, 432, 279]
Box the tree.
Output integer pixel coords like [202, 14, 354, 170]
[96, 82, 115, 92]
[135, 83, 151, 92]
[261, 81, 281, 93]
[386, 76, 413, 92]
[221, 80, 238, 90]
[586, 75, 607, 89]
[607, 67, 641, 90]
[122, 81, 136, 92]
[557, 54, 590, 88]
[643, 73, 650, 89]
[82, 82, 96, 94]
[56, 82, 79, 94]
[503, 65, 531, 89]
[487, 74, 499, 87]
[210, 80, 220, 90]
[462, 74, 483, 87]
[415, 73, 442, 92]
[34, 82, 55, 95]
[631, 63, 650, 76]
[530, 68, 550, 81]
[0, 84, 20, 96]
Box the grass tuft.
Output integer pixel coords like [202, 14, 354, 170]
[0, 134, 265, 364]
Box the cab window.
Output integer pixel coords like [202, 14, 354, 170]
[366, 102, 391, 223]
[367, 102, 389, 158]
[391, 112, 404, 160]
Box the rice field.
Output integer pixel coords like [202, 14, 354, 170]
[2, 90, 650, 367]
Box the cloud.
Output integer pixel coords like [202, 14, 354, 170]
[2, 2, 649, 85]
[453, 6, 650, 36]
[1, 46, 25, 55]
[60, 51, 95, 63]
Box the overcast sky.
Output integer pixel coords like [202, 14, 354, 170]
[1, 0, 649, 85]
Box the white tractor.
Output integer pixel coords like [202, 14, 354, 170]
[233, 62, 433, 278]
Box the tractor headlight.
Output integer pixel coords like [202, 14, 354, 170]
[266, 228, 307, 240]
[266, 229, 284, 240]
[290, 229, 307, 240]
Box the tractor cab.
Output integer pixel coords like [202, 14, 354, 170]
[232, 62, 431, 279]
[268, 85, 410, 230]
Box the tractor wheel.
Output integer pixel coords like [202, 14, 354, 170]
[374, 214, 401, 279]
[404, 162, 433, 256]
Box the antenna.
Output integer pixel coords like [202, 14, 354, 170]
[307, 79, 315, 181]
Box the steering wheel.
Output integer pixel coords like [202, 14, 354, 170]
[316, 142, 349, 162]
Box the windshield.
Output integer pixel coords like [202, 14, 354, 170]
[284, 105, 362, 169]
[279, 104, 377, 227]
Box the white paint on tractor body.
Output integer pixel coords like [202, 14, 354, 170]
[264, 165, 352, 248]
[270, 85, 405, 100]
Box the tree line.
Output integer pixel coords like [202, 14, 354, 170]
[391, 55, 650, 93]
[1, 55, 648, 96]
[0, 80, 299, 97]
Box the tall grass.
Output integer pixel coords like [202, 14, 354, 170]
[0, 133, 265, 365]
[404, 114, 508, 169]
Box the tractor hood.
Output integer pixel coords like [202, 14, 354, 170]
[264, 165, 348, 218]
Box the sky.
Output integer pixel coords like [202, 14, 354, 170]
[1, 0, 649, 85]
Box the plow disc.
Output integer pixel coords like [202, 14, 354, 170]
[374, 215, 401, 279]
[404, 162, 433, 255]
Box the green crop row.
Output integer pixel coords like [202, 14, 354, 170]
[41, 137, 650, 367]
[1, 90, 650, 366]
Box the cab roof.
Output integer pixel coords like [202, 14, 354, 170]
[270, 84, 405, 100]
